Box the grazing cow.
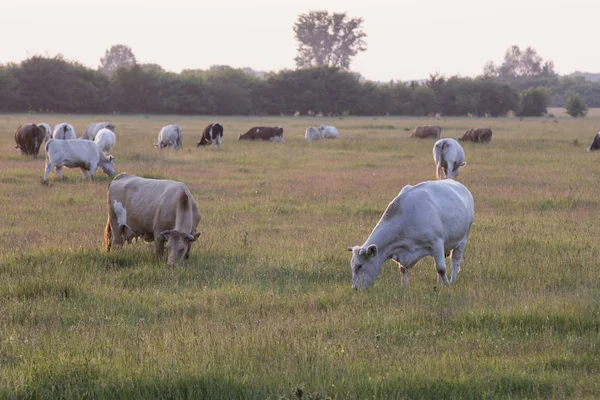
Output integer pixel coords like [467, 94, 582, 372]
[196, 123, 223, 148]
[238, 126, 284, 142]
[43, 139, 116, 181]
[104, 173, 201, 266]
[410, 125, 442, 139]
[155, 125, 183, 150]
[459, 128, 493, 143]
[80, 122, 115, 140]
[38, 123, 52, 142]
[94, 128, 116, 154]
[587, 132, 600, 152]
[347, 179, 474, 289]
[305, 125, 340, 143]
[52, 123, 77, 140]
[14, 123, 46, 159]
[433, 138, 467, 180]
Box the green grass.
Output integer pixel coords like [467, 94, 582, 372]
[1, 113, 600, 399]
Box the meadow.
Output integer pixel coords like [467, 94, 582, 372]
[0, 110, 599, 399]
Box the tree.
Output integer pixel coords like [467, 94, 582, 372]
[519, 87, 551, 116]
[293, 11, 367, 69]
[99, 44, 136, 75]
[484, 45, 556, 81]
[565, 93, 588, 117]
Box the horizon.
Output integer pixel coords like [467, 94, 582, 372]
[2, 0, 599, 82]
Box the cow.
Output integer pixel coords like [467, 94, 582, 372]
[458, 128, 493, 143]
[80, 122, 115, 140]
[104, 173, 202, 266]
[409, 125, 442, 139]
[238, 126, 284, 142]
[433, 138, 467, 180]
[38, 123, 52, 142]
[305, 125, 340, 143]
[155, 125, 183, 150]
[587, 132, 600, 152]
[196, 123, 223, 148]
[14, 123, 46, 159]
[43, 139, 116, 181]
[347, 179, 474, 289]
[52, 123, 77, 140]
[94, 128, 116, 154]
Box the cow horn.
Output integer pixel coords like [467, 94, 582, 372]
[158, 230, 172, 238]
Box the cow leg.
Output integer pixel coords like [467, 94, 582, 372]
[80, 168, 88, 179]
[449, 234, 470, 283]
[436, 164, 443, 180]
[399, 264, 409, 287]
[43, 163, 53, 181]
[155, 234, 166, 258]
[55, 166, 63, 180]
[432, 241, 450, 285]
[88, 162, 98, 181]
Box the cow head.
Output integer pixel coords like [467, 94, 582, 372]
[100, 155, 116, 177]
[347, 244, 383, 290]
[159, 230, 202, 266]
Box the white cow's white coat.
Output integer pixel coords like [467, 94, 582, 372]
[95, 128, 116, 154]
[44, 139, 115, 181]
[155, 125, 182, 150]
[348, 180, 474, 289]
[305, 125, 339, 142]
[433, 138, 467, 180]
[52, 123, 76, 140]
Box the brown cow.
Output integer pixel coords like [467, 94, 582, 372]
[14, 123, 46, 159]
[409, 125, 442, 139]
[197, 123, 224, 147]
[458, 128, 493, 143]
[238, 126, 284, 142]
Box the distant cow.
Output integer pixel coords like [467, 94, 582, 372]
[95, 128, 116, 154]
[238, 126, 284, 142]
[38, 123, 52, 142]
[44, 139, 116, 181]
[14, 123, 46, 159]
[410, 125, 442, 139]
[587, 132, 600, 152]
[305, 125, 340, 143]
[80, 122, 115, 140]
[196, 123, 223, 148]
[459, 128, 493, 143]
[347, 179, 474, 289]
[104, 173, 201, 266]
[155, 125, 183, 150]
[433, 138, 467, 180]
[52, 123, 77, 140]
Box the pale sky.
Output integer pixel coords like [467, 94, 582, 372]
[2, 0, 598, 81]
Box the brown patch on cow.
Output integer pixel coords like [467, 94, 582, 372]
[179, 190, 189, 209]
[104, 217, 112, 252]
[238, 126, 284, 141]
[409, 125, 441, 139]
[459, 128, 492, 143]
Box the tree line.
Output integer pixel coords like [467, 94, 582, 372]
[0, 45, 597, 117]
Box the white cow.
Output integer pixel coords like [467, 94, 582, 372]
[155, 125, 182, 151]
[52, 123, 76, 140]
[305, 125, 340, 143]
[347, 180, 474, 289]
[38, 123, 52, 142]
[80, 122, 115, 140]
[433, 138, 467, 180]
[95, 128, 116, 154]
[44, 139, 116, 181]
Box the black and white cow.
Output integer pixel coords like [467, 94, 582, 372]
[587, 132, 600, 152]
[197, 123, 223, 148]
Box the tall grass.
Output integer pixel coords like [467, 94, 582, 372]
[1, 113, 599, 398]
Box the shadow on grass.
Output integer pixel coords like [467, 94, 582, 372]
[6, 367, 266, 399]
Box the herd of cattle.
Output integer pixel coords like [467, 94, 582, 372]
[11, 119, 600, 286]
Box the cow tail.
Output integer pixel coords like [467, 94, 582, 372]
[434, 142, 444, 180]
[104, 216, 112, 252]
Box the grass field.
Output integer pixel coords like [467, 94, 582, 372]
[1, 111, 599, 399]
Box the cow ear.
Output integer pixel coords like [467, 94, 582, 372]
[347, 246, 354, 252]
[158, 230, 172, 239]
[187, 232, 201, 242]
[109, 155, 115, 161]
[460, 161, 467, 168]
[366, 244, 378, 258]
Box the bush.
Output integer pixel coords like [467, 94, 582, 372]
[519, 87, 550, 116]
[565, 93, 588, 117]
